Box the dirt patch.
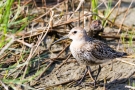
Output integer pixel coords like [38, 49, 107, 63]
[33, 56, 135, 90]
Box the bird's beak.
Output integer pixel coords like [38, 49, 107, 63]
[51, 35, 69, 45]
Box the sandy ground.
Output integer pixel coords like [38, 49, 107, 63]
[30, 1, 135, 90]
[34, 46, 135, 90]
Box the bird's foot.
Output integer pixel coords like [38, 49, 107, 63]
[74, 66, 88, 87]
[74, 80, 83, 87]
[74, 79, 97, 88]
[85, 80, 97, 88]
[90, 81, 96, 87]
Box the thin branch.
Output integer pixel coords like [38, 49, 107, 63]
[117, 0, 134, 34]
[16, 39, 33, 48]
[36, 61, 53, 80]
[0, 35, 15, 56]
[55, 53, 71, 71]
[0, 80, 9, 90]
[125, 85, 135, 89]
[116, 58, 135, 66]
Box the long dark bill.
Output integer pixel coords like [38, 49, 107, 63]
[51, 35, 69, 45]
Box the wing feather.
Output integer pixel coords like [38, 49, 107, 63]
[87, 40, 117, 60]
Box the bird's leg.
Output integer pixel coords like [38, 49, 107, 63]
[87, 66, 96, 87]
[110, 60, 113, 71]
[87, 66, 95, 81]
[95, 65, 101, 81]
[74, 66, 88, 86]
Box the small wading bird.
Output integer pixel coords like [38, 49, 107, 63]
[52, 27, 127, 87]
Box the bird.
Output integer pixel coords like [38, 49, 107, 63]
[89, 20, 104, 39]
[52, 27, 127, 87]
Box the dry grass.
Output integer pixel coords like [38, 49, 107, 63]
[0, 0, 135, 90]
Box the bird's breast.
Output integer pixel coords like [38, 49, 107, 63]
[69, 41, 109, 66]
[70, 42, 92, 65]
[70, 42, 84, 59]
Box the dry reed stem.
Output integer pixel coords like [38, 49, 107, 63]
[36, 61, 53, 80]
[0, 52, 9, 61]
[16, 12, 135, 40]
[98, 14, 135, 31]
[21, 10, 55, 65]
[103, 0, 121, 24]
[55, 53, 71, 71]
[51, 44, 70, 60]
[125, 85, 135, 89]
[0, 80, 9, 90]
[0, 35, 15, 56]
[35, 44, 69, 81]
[16, 39, 33, 48]
[68, 0, 85, 20]
[117, 0, 134, 34]
[116, 58, 135, 66]
[22, 46, 35, 79]
[32, 1, 65, 22]
[100, 34, 135, 40]
[113, 0, 121, 24]
[21, 10, 55, 79]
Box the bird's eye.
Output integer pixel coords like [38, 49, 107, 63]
[73, 31, 77, 34]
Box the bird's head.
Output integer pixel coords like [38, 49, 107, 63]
[68, 27, 87, 41]
[51, 27, 88, 45]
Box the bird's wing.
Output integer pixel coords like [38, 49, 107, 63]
[89, 40, 117, 60]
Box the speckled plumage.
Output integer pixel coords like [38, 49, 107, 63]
[52, 27, 127, 86]
[69, 27, 126, 66]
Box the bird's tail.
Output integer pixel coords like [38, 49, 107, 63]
[116, 51, 127, 57]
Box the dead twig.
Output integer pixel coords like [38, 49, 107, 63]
[21, 9, 55, 80]
[117, 0, 134, 34]
[55, 53, 71, 71]
[125, 85, 135, 89]
[22, 46, 34, 79]
[100, 34, 135, 40]
[116, 58, 135, 66]
[32, 1, 65, 22]
[103, 0, 122, 25]
[36, 61, 53, 80]
[16, 39, 33, 48]
[0, 35, 15, 56]
[97, 14, 135, 31]
[113, 0, 122, 24]
[46, 79, 76, 88]
[36, 44, 69, 80]
[0, 80, 9, 90]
